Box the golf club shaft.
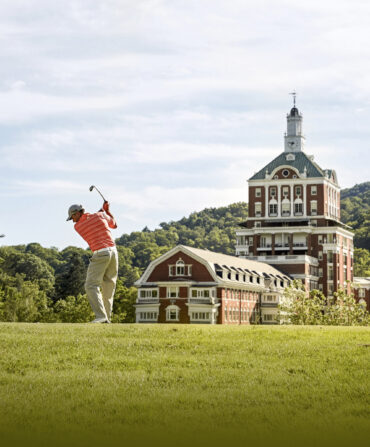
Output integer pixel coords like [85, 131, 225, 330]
[95, 187, 107, 202]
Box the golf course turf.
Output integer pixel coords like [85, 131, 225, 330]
[0, 323, 369, 447]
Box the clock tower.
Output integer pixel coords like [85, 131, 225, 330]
[284, 106, 305, 152]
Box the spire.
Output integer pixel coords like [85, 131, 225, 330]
[284, 92, 305, 152]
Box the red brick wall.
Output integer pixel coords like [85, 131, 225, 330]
[147, 251, 214, 282]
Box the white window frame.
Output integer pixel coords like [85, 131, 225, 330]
[167, 287, 179, 298]
[191, 288, 215, 298]
[166, 305, 180, 322]
[139, 311, 158, 321]
[311, 185, 317, 195]
[255, 188, 261, 197]
[191, 312, 211, 321]
[255, 202, 262, 217]
[310, 200, 317, 216]
[139, 289, 158, 299]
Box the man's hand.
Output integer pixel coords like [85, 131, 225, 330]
[102, 201, 110, 213]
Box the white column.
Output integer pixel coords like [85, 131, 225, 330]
[265, 184, 268, 217]
[277, 184, 281, 217]
[303, 184, 307, 217]
[290, 184, 294, 215]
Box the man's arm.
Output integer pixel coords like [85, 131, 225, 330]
[101, 202, 117, 228]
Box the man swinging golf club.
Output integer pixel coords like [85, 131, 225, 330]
[67, 187, 118, 323]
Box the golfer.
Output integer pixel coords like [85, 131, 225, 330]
[67, 202, 118, 323]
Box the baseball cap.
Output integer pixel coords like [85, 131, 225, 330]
[66, 204, 84, 221]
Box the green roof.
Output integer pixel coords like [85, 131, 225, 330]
[249, 151, 327, 180]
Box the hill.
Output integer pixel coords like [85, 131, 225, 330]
[341, 182, 370, 250]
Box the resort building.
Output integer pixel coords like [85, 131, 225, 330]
[235, 102, 354, 300]
[134, 245, 291, 324]
[353, 277, 370, 311]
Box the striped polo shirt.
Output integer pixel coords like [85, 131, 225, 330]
[74, 212, 116, 252]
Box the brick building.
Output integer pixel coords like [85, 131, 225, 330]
[353, 277, 370, 311]
[134, 245, 290, 324]
[235, 102, 355, 300]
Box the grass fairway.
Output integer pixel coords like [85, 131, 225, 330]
[0, 324, 369, 447]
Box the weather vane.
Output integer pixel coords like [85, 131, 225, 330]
[289, 91, 297, 107]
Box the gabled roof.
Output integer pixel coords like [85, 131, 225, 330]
[182, 246, 289, 278]
[249, 151, 328, 180]
[135, 245, 290, 286]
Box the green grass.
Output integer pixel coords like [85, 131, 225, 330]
[0, 324, 369, 447]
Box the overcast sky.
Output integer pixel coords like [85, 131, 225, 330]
[1, 0, 369, 249]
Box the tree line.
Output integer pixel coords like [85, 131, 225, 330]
[0, 183, 369, 323]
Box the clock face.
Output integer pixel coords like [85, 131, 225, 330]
[288, 140, 297, 149]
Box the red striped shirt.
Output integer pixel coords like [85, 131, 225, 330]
[74, 212, 116, 252]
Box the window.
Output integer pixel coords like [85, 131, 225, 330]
[269, 203, 278, 216]
[359, 289, 365, 298]
[169, 258, 192, 276]
[282, 169, 289, 177]
[255, 188, 261, 197]
[166, 305, 180, 321]
[281, 201, 290, 216]
[311, 200, 317, 216]
[191, 312, 211, 321]
[255, 222, 261, 228]
[294, 202, 303, 215]
[270, 187, 276, 197]
[318, 235, 323, 244]
[176, 259, 185, 275]
[295, 186, 302, 196]
[167, 287, 179, 298]
[282, 186, 289, 197]
[139, 289, 158, 299]
[311, 220, 317, 227]
[263, 314, 274, 321]
[139, 312, 158, 321]
[318, 251, 323, 260]
[249, 237, 253, 246]
[255, 202, 262, 217]
[191, 289, 212, 298]
[327, 251, 333, 263]
[311, 185, 317, 195]
[319, 268, 323, 277]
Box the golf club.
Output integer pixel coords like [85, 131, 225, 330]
[89, 185, 107, 202]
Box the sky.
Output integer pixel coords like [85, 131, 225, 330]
[1, 0, 369, 249]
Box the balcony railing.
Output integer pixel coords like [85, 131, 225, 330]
[137, 298, 159, 304]
[189, 298, 217, 305]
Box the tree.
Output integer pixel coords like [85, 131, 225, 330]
[54, 251, 87, 300]
[279, 280, 370, 326]
[53, 294, 94, 323]
[354, 248, 370, 277]
[111, 279, 137, 323]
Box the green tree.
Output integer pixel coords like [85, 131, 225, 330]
[53, 294, 94, 322]
[54, 251, 87, 300]
[354, 248, 370, 277]
[111, 279, 137, 323]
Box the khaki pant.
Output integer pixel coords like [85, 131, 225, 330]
[85, 247, 118, 321]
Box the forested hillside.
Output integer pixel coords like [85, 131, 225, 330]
[0, 183, 369, 322]
[341, 182, 370, 250]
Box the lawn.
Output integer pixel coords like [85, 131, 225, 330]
[0, 324, 369, 447]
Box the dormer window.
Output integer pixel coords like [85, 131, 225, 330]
[286, 153, 295, 161]
[168, 258, 192, 277]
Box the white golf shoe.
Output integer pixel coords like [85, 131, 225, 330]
[90, 318, 109, 323]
